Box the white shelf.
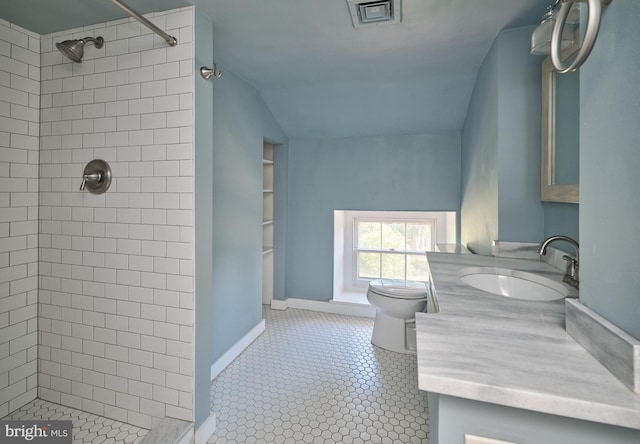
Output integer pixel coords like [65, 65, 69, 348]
[262, 246, 274, 255]
[263, 219, 274, 226]
[263, 189, 273, 193]
[263, 159, 274, 165]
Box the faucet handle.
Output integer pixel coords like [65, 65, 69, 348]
[561, 254, 580, 290]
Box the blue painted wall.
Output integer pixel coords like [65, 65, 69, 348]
[193, 9, 214, 429]
[496, 26, 545, 244]
[579, 0, 640, 339]
[284, 133, 461, 301]
[461, 25, 577, 255]
[460, 36, 499, 255]
[210, 66, 287, 361]
[543, 202, 579, 242]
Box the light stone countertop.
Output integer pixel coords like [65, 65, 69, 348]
[416, 252, 640, 430]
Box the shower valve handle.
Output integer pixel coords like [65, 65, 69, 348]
[80, 159, 112, 194]
[80, 173, 102, 191]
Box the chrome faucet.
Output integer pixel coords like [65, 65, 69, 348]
[537, 235, 579, 290]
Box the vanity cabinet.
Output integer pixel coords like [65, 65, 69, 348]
[418, 252, 640, 444]
[428, 394, 640, 444]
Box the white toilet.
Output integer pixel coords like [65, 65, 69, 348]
[366, 278, 429, 354]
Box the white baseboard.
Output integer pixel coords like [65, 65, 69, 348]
[270, 299, 289, 310]
[270, 297, 375, 318]
[194, 413, 216, 444]
[210, 319, 266, 381]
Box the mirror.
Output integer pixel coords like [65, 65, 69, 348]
[541, 40, 580, 203]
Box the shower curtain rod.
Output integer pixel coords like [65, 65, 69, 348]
[110, 0, 177, 46]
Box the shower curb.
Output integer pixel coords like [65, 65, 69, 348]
[139, 417, 192, 444]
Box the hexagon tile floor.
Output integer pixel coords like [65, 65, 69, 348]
[209, 307, 429, 444]
[3, 398, 148, 444]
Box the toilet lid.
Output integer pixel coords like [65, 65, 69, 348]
[368, 279, 428, 299]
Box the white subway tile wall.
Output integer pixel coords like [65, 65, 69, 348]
[0, 19, 40, 419]
[37, 7, 194, 429]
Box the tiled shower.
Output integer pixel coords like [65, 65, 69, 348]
[1, 7, 196, 429]
[0, 13, 40, 419]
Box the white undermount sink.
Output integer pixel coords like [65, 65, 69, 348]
[458, 267, 570, 301]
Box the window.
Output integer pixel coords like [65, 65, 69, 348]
[355, 219, 433, 282]
[333, 211, 456, 299]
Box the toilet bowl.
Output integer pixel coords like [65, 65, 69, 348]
[366, 279, 428, 354]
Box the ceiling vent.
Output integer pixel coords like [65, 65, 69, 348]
[346, 0, 402, 28]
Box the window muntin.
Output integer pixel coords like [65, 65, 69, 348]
[354, 219, 434, 283]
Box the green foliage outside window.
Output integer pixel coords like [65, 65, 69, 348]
[356, 221, 432, 281]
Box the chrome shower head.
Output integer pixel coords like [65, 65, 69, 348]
[55, 36, 104, 63]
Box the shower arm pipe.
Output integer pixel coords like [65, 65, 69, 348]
[110, 0, 177, 46]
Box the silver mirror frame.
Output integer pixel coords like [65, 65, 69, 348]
[541, 37, 580, 203]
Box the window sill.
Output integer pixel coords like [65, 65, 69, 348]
[332, 290, 370, 306]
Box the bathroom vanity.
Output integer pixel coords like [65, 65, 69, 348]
[417, 252, 640, 444]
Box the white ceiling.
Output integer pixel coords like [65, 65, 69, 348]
[0, 0, 551, 139]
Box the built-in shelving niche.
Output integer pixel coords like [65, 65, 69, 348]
[262, 142, 274, 304]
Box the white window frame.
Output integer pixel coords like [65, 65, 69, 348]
[352, 216, 436, 286]
[334, 211, 456, 298]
